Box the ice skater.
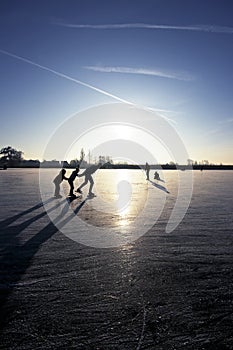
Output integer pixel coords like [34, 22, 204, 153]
[53, 168, 68, 198]
[76, 163, 102, 197]
[68, 167, 80, 197]
[154, 171, 160, 181]
[145, 162, 150, 180]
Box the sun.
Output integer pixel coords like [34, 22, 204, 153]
[64, 121, 171, 164]
[113, 124, 133, 139]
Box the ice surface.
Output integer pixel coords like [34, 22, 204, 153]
[0, 169, 233, 349]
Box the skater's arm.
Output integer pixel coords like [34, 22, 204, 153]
[78, 172, 85, 177]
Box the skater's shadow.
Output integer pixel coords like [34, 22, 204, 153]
[0, 196, 87, 328]
[0, 197, 56, 228]
[149, 180, 170, 194]
[155, 178, 165, 183]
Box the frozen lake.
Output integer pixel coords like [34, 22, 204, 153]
[0, 168, 233, 349]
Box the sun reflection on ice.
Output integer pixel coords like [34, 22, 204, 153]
[85, 169, 149, 232]
[115, 170, 148, 228]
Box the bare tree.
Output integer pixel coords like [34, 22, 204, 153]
[80, 148, 85, 164]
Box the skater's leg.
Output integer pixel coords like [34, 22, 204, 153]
[77, 176, 88, 192]
[54, 183, 60, 197]
[88, 176, 94, 194]
[69, 181, 74, 196]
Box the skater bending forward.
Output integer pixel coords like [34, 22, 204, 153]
[76, 163, 102, 197]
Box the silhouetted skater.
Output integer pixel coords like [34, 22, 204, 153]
[145, 162, 150, 180]
[154, 171, 160, 180]
[53, 168, 68, 198]
[68, 167, 80, 197]
[76, 163, 102, 197]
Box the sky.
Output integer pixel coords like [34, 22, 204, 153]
[1, 0, 233, 164]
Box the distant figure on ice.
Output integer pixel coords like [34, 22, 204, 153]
[76, 163, 102, 197]
[68, 167, 80, 197]
[145, 162, 150, 180]
[53, 168, 68, 198]
[154, 171, 161, 181]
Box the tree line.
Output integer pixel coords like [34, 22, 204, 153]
[0, 146, 114, 168]
[0, 146, 24, 167]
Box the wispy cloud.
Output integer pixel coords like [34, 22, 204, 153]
[204, 128, 221, 136]
[218, 118, 233, 125]
[203, 118, 233, 137]
[83, 65, 194, 81]
[56, 22, 233, 34]
[145, 106, 178, 124]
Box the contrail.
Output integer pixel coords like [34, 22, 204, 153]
[0, 49, 132, 105]
[0, 48, 177, 123]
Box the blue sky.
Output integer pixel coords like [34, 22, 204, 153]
[1, 0, 233, 164]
